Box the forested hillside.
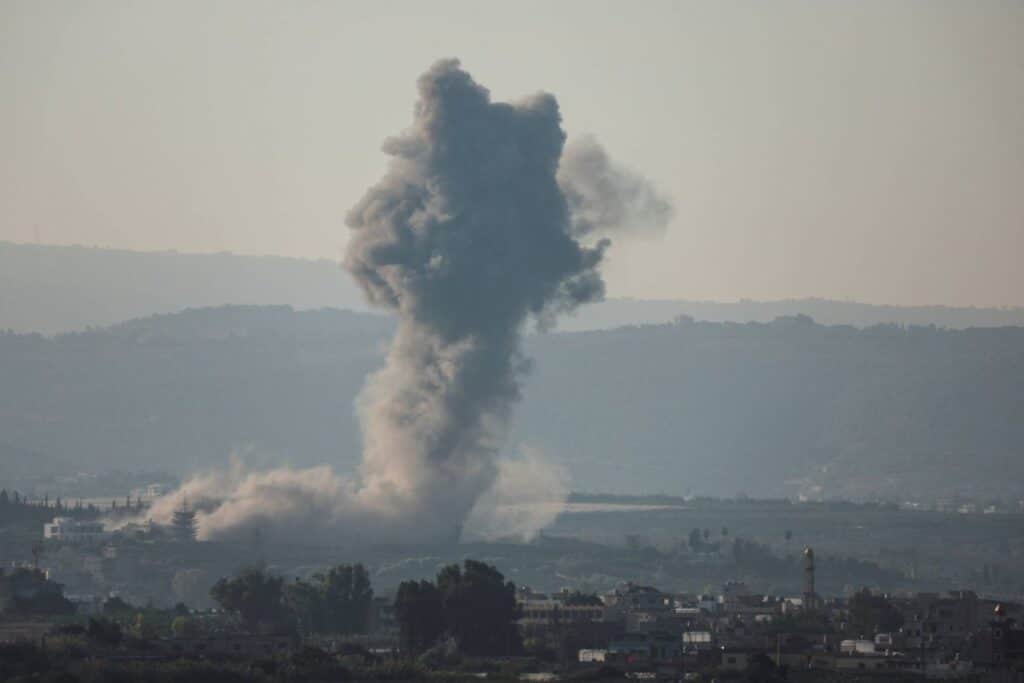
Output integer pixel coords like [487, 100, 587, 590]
[517, 316, 1024, 500]
[1, 306, 1021, 501]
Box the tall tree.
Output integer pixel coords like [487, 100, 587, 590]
[102, 596, 134, 616]
[319, 563, 373, 634]
[210, 567, 291, 634]
[285, 578, 325, 635]
[132, 612, 158, 640]
[394, 579, 443, 655]
[284, 564, 374, 635]
[437, 560, 521, 656]
[87, 617, 123, 647]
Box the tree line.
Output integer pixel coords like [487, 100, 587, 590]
[0, 567, 75, 617]
[3, 555, 523, 661]
[208, 559, 522, 657]
[394, 559, 521, 657]
[0, 489, 102, 524]
[210, 564, 375, 637]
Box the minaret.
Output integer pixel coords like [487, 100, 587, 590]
[803, 546, 817, 610]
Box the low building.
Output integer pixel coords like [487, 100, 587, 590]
[722, 594, 779, 620]
[608, 633, 682, 664]
[601, 583, 670, 624]
[832, 653, 911, 673]
[840, 639, 878, 655]
[682, 630, 713, 651]
[155, 635, 295, 658]
[43, 517, 107, 544]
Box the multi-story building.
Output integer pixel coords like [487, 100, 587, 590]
[601, 583, 670, 620]
[43, 517, 107, 544]
[518, 594, 605, 628]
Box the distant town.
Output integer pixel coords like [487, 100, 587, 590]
[2, 484, 1023, 681]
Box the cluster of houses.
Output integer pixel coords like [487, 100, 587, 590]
[17, 521, 1024, 679]
[515, 552, 1024, 679]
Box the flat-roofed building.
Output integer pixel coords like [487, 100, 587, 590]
[43, 517, 107, 544]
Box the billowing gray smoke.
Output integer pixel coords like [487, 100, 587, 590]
[344, 59, 611, 541]
[559, 135, 674, 239]
[142, 60, 672, 544]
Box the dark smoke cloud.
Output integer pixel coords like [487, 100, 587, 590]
[144, 60, 671, 545]
[344, 59, 607, 541]
[559, 134, 674, 238]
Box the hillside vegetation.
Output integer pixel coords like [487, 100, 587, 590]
[1, 306, 1021, 501]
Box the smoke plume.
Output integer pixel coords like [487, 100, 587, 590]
[559, 135, 673, 238]
[461, 447, 570, 542]
[145, 60, 671, 544]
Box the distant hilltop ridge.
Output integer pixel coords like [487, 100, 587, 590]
[2, 304, 1022, 501]
[2, 241, 1023, 335]
[556, 297, 1024, 332]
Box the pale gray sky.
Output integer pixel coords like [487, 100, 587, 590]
[2, 1, 1022, 306]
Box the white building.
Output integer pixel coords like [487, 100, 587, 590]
[43, 517, 107, 543]
[840, 639, 878, 655]
[682, 631, 714, 651]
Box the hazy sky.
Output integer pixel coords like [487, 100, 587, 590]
[2, 1, 1022, 306]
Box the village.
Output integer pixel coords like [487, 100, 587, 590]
[2, 496, 1023, 681]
